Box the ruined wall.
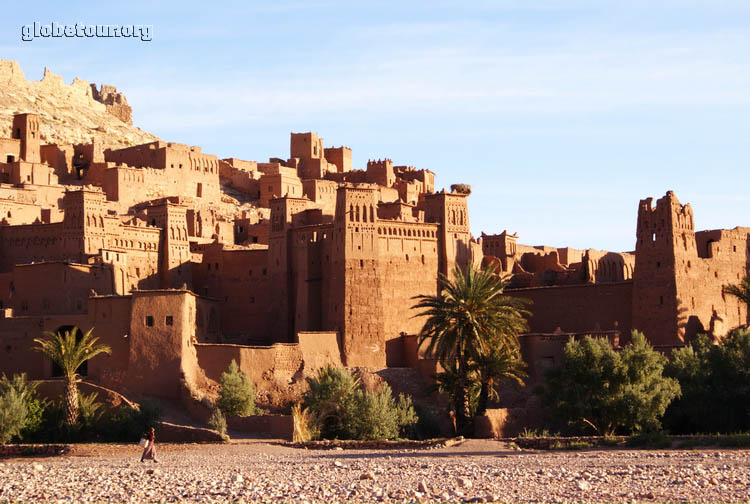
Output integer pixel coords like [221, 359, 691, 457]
[302, 179, 338, 215]
[90, 84, 133, 125]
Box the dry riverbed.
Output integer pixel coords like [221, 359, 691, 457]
[1, 439, 748, 503]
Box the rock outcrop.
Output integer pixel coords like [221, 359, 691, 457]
[0, 59, 157, 149]
[90, 83, 133, 125]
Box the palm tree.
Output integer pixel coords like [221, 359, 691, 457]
[412, 263, 530, 432]
[725, 276, 750, 327]
[33, 327, 111, 427]
[473, 342, 527, 417]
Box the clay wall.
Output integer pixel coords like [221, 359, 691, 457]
[192, 244, 270, 340]
[259, 172, 303, 207]
[509, 282, 633, 337]
[366, 159, 395, 187]
[195, 342, 303, 389]
[323, 146, 352, 173]
[4, 161, 58, 186]
[126, 290, 204, 399]
[85, 295, 132, 390]
[302, 179, 338, 215]
[420, 191, 472, 275]
[376, 221, 439, 366]
[0, 138, 20, 163]
[2, 262, 115, 316]
[0, 198, 43, 225]
[0, 313, 88, 380]
[105, 142, 220, 201]
[12, 114, 40, 163]
[0, 222, 64, 271]
[40, 144, 75, 178]
[584, 249, 636, 283]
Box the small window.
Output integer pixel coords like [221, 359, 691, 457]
[659, 296, 663, 305]
[145, 316, 154, 327]
[252, 236, 258, 243]
[262, 268, 267, 276]
[6, 155, 13, 163]
[250, 296, 255, 303]
[165, 316, 173, 326]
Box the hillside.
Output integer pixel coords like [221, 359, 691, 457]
[0, 59, 159, 149]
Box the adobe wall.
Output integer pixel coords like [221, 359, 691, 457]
[0, 262, 116, 316]
[302, 179, 338, 215]
[104, 143, 220, 201]
[0, 222, 64, 271]
[0, 198, 43, 225]
[509, 281, 633, 337]
[192, 244, 270, 340]
[259, 172, 303, 207]
[0, 138, 21, 162]
[0, 313, 88, 380]
[126, 291, 205, 399]
[376, 221, 440, 366]
[194, 342, 303, 389]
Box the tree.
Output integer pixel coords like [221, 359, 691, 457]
[217, 360, 258, 417]
[412, 263, 530, 433]
[725, 275, 750, 327]
[664, 328, 750, 433]
[0, 387, 26, 444]
[33, 327, 111, 427]
[540, 331, 680, 436]
[474, 342, 527, 417]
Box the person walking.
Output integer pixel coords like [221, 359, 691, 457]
[140, 427, 158, 463]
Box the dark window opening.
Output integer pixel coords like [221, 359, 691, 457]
[659, 296, 664, 305]
[6, 155, 13, 163]
[145, 316, 154, 327]
[165, 316, 173, 326]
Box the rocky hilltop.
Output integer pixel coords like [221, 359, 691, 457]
[0, 60, 158, 149]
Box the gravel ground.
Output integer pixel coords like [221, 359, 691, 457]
[1, 439, 748, 503]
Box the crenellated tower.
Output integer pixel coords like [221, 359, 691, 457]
[329, 184, 385, 366]
[144, 202, 191, 289]
[421, 190, 472, 275]
[632, 191, 698, 344]
[12, 113, 41, 163]
[61, 188, 108, 261]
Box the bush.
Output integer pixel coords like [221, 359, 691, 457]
[626, 430, 673, 449]
[663, 329, 750, 434]
[0, 387, 27, 444]
[208, 408, 227, 435]
[0, 373, 48, 442]
[539, 331, 680, 436]
[105, 398, 163, 442]
[302, 366, 418, 440]
[412, 404, 443, 440]
[217, 360, 258, 417]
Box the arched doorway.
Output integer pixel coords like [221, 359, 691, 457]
[50, 326, 88, 377]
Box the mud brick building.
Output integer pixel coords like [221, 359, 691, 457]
[0, 109, 746, 407]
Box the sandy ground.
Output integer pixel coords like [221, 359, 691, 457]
[1, 439, 748, 503]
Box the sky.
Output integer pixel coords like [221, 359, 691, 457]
[1, 1, 749, 252]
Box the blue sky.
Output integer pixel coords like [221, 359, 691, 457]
[2, 1, 749, 251]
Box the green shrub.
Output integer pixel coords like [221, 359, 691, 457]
[0, 373, 47, 441]
[412, 404, 443, 440]
[0, 387, 27, 443]
[302, 366, 418, 440]
[664, 329, 750, 434]
[217, 360, 258, 417]
[626, 430, 672, 449]
[208, 408, 227, 435]
[539, 331, 680, 436]
[105, 398, 163, 442]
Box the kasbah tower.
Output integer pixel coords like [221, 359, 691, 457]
[0, 60, 746, 409]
